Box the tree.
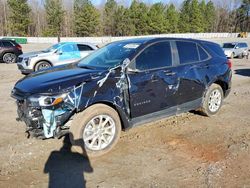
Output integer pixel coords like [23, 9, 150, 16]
[236, 0, 250, 31]
[103, 0, 117, 36]
[147, 3, 169, 34]
[129, 1, 149, 35]
[165, 4, 179, 33]
[189, 0, 204, 32]
[178, 0, 191, 33]
[199, 0, 207, 31]
[74, 0, 100, 37]
[205, 1, 216, 32]
[0, 0, 8, 36]
[43, 0, 64, 39]
[7, 0, 31, 36]
[114, 6, 135, 36]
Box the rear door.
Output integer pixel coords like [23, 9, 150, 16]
[127, 41, 179, 118]
[174, 40, 209, 106]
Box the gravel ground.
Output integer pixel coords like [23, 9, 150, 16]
[0, 38, 250, 188]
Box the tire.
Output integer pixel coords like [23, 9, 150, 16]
[34, 61, 51, 71]
[239, 53, 243, 59]
[200, 84, 224, 117]
[69, 104, 121, 158]
[3, 53, 16, 64]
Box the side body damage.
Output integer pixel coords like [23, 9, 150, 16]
[12, 63, 131, 139]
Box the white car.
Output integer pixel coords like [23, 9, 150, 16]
[222, 42, 249, 59]
[17, 42, 98, 74]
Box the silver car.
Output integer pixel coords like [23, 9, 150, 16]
[17, 42, 98, 74]
[222, 42, 249, 59]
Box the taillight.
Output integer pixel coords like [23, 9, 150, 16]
[16, 44, 22, 50]
[227, 59, 232, 69]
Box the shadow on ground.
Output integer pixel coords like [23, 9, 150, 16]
[235, 69, 250, 77]
[44, 135, 93, 188]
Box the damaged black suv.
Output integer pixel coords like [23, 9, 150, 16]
[11, 38, 232, 157]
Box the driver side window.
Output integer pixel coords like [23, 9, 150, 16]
[134, 41, 172, 71]
[60, 44, 78, 53]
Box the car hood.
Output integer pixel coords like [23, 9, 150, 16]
[19, 51, 52, 58]
[14, 63, 105, 94]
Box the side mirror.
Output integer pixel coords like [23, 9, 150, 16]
[122, 58, 131, 69]
[56, 50, 63, 55]
[235, 46, 239, 49]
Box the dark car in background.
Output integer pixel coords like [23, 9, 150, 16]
[0, 39, 23, 63]
[11, 38, 232, 157]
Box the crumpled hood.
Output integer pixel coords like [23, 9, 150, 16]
[14, 64, 104, 94]
[19, 51, 52, 59]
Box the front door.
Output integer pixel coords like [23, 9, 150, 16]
[127, 41, 179, 118]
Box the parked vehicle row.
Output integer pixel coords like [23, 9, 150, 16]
[16, 42, 98, 74]
[11, 37, 232, 157]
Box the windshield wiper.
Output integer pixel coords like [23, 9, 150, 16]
[78, 65, 96, 70]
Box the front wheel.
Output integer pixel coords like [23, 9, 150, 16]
[200, 84, 224, 116]
[69, 104, 121, 158]
[35, 61, 51, 71]
[3, 53, 16, 64]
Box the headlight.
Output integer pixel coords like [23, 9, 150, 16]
[28, 93, 68, 107]
[23, 58, 29, 65]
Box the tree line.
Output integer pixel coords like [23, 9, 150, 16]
[0, 0, 249, 37]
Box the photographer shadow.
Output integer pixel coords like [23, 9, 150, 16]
[44, 134, 93, 188]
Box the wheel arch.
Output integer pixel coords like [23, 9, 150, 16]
[82, 101, 130, 131]
[213, 80, 228, 97]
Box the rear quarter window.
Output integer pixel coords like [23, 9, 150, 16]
[198, 46, 209, 60]
[203, 42, 226, 58]
[77, 44, 93, 51]
[176, 41, 199, 64]
[2, 41, 14, 47]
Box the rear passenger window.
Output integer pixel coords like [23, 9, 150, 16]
[2, 41, 14, 47]
[135, 41, 172, 70]
[77, 44, 93, 51]
[176, 41, 199, 64]
[198, 46, 209, 60]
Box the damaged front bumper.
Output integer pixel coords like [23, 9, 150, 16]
[15, 99, 73, 139]
[11, 84, 86, 139]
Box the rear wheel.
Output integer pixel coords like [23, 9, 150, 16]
[3, 53, 16, 64]
[239, 53, 244, 59]
[69, 104, 121, 158]
[200, 84, 224, 116]
[34, 61, 51, 71]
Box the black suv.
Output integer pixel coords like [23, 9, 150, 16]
[11, 38, 232, 157]
[0, 39, 23, 63]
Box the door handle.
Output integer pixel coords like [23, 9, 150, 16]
[151, 74, 158, 82]
[163, 70, 176, 76]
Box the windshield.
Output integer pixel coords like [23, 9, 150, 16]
[78, 42, 141, 69]
[223, 43, 236, 49]
[43, 43, 65, 53]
